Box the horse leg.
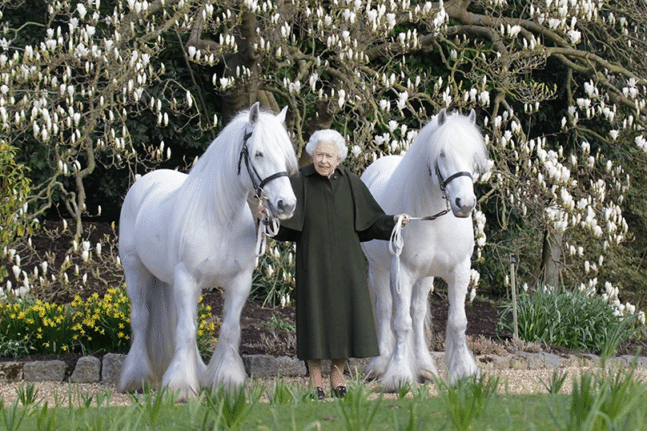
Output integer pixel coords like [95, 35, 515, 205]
[380, 268, 417, 392]
[118, 256, 156, 393]
[162, 263, 202, 401]
[365, 266, 394, 379]
[203, 271, 251, 392]
[445, 260, 479, 384]
[411, 277, 437, 382]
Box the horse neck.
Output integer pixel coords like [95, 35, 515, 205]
[181, 125, 250, 225]
[388, 140, 447, 217]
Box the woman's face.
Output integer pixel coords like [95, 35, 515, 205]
[313, 141, 340, 177]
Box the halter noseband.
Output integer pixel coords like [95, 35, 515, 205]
[237, 130, 289, 199]
[434, 162, 473, 196]
[420, 162, 472, 220]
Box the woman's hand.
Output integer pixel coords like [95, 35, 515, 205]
[395, 214, 411, 227]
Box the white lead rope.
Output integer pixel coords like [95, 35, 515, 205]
[256, 210, 280, 257]
[389, 215, 406, 295]
[389, 212, 448, 295]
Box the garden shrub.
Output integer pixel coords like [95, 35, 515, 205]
[0, 287, 217, 357]
[0, 141, 32, 248]
[251, 240, 295, 307]
[498, 285, 644, 356]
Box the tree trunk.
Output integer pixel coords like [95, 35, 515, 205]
[540, 230, 562, 288]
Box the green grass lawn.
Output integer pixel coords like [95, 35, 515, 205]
[10, 394, 572, 431]
[7, 369, 647, 431]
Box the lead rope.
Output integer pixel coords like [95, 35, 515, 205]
[388, 205, 451, 295]
[389, 215, 406, 295]
[256, 207, 280, 257]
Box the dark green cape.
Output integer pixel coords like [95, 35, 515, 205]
[274, 163, 395, 360]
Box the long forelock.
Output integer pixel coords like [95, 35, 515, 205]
[248, 111, 298, 175]
[393, 112, 488, 194]
[428, 113, 488, 173]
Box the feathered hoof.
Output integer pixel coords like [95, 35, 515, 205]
[417, 366, 438, 383]
[117, 364, 155, 394]
[204, 375, 246, 396]
[118, 378, 145, 394]
[379, 367, 417, 393]
[365, 356, 389, 380]
[167, 383, 200, 403]
[448, 363, 480, 385]
[163, 372, 201, 402]
[162, 362, 201, 402]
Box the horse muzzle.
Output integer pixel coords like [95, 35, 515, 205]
[450, 195, 476, 218]
[267, 198, 296, 220]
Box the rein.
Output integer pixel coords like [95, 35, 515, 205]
[236, 129, 290, 256]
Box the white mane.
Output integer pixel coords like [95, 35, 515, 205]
[171, 107, 297, 250]
[388, 111, 488, 213]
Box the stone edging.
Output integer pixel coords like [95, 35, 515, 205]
[1, 352, 645, 384]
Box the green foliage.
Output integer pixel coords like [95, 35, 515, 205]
[69, 288, 131, 354]
[551, 368, 647, 431]
[16, 383, 39, 408]
[251, 240, 295, 307]
[540, 369, 569, 395]
[0, 142, 32, 249]
[336, 380, 384, 431]
[498, 286, 642, 355]
[265, 314, 296, 332]
[3, 371, 647, 430]
[1, 399, 25, 431]
[267, 378, 298, 405]
[436, 375, 500, 431]
[0, 335, 36, 358]
[132, 384, 177, 428]
[0, 286, 215, 357]
[202, 385, 261, 430]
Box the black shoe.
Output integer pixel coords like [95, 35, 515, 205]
[332, 385, 347, 399]
[313, 387, 325, 400]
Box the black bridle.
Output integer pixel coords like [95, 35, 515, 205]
[419, 162, 473, 220]
[237, 130, 289, 199]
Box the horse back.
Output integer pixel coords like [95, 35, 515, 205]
[361, 155, 402, 208]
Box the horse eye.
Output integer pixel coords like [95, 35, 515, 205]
[439, 152, 446, 158]
[255, 151, 264, 158]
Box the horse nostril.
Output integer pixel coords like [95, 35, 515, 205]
[455, 197, 461, 208]
[277, 199, 285, 211]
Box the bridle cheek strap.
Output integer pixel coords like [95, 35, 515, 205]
[237, 130, 289, 199]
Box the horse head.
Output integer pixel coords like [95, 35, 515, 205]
[432, 109, 487, 218]
[242, 102, 298, 220]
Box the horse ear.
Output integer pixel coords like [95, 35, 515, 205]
[437, 108, 448, 126]
[468, 109, 476, 125]
[277, 106, 288, 124]
[249, 102, 260, 126]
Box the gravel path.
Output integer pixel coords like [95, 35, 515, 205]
[2, 366, 646, 407]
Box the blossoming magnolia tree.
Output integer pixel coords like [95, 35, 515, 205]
[2, 0, 646, 313]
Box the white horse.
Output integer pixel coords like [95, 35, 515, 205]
[117, 102, 297, 401]
[361, 109, 489, 391]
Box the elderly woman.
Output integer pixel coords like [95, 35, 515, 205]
[273, 129, 409, 399]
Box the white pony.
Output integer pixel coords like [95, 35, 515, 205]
[117, 102, 297, 401]
[361, 109, 489, 391]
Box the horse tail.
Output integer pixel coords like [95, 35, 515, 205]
[145, 277, 177, 379]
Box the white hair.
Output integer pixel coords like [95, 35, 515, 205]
[305, 129, 348, 161]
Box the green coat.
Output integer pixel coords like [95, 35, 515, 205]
[274, 163, 396, 360]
